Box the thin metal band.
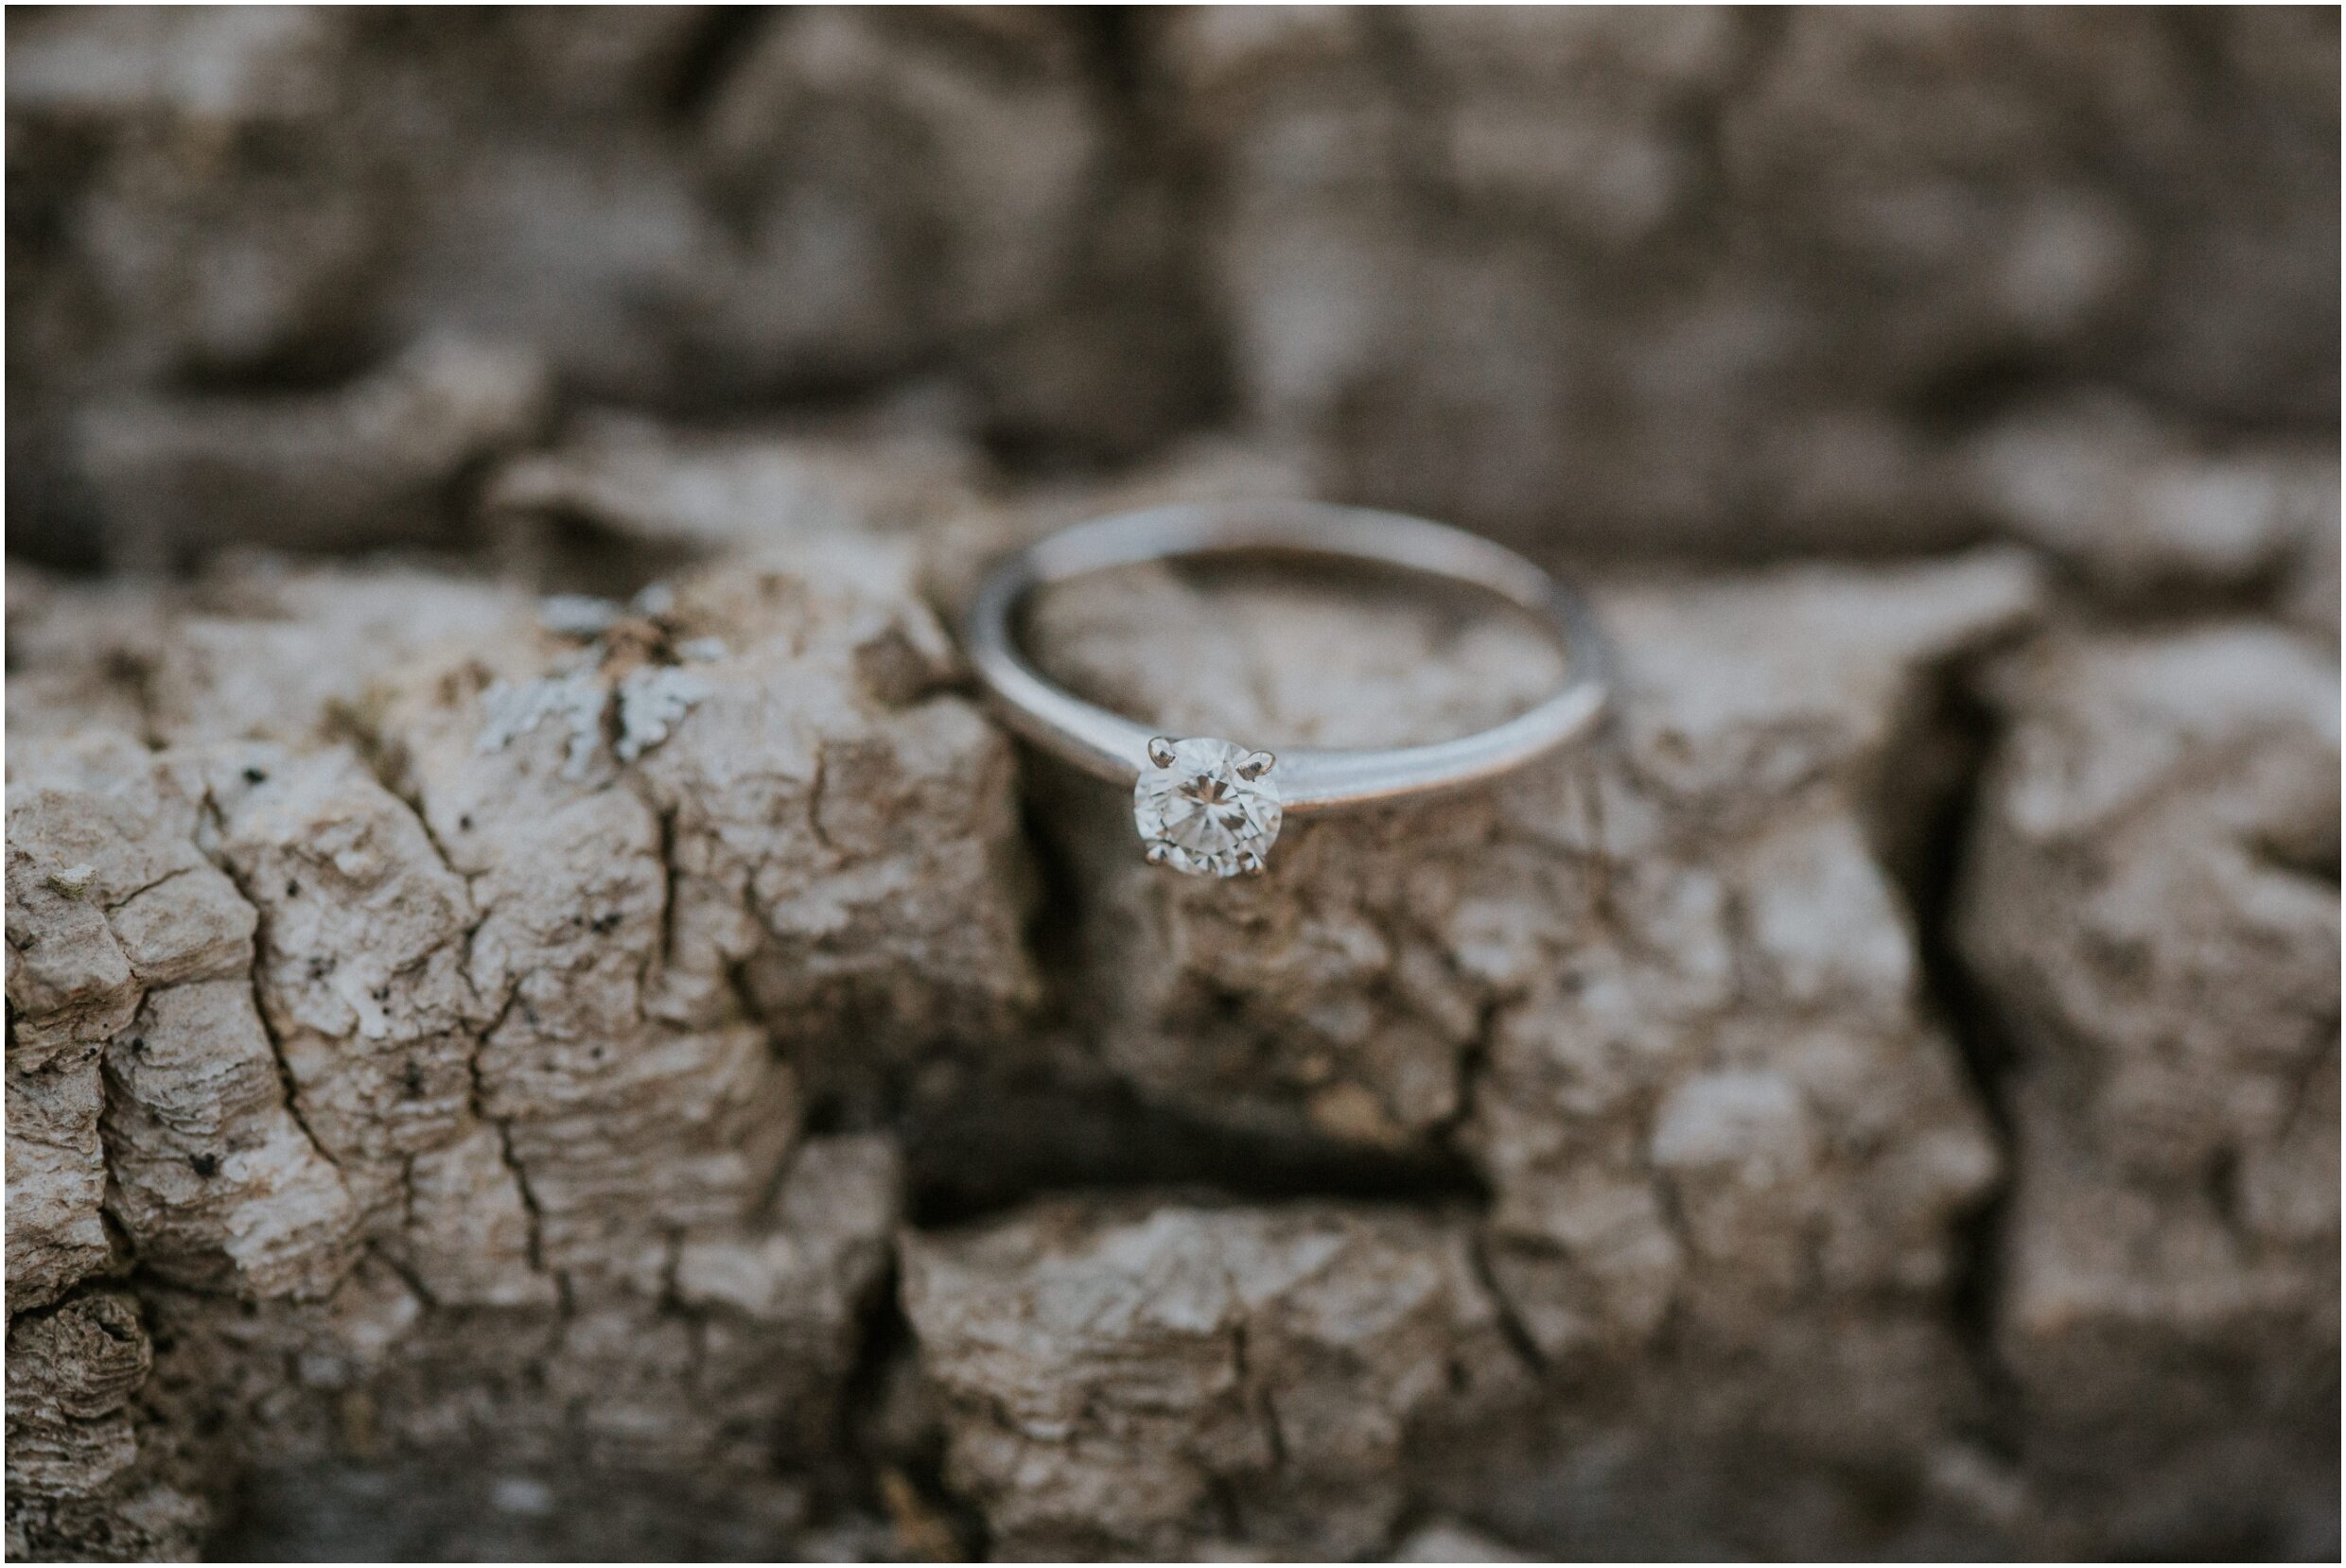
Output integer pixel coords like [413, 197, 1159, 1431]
[961, 500, 1612, 815]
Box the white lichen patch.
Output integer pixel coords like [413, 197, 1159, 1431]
[476, 584, 725, 778]
[613, 666, 712, 763]
[477, 666, 607, 779]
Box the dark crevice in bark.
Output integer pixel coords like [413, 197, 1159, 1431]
[661, 6, 772, 123]
[902, 1074, 1488, 1229]
[186, 793, 346, 1192]
[2250, 825, 2343, 889]
[163, 330, 399, 402]
[1005, 773, 1093, 1024]
[970, 7, 1237, 477]
[1661, 7, 1790, 278]
[1465, 1229, 1548, 1377]
[502, 504, 713, 602]
[1876, 671, 2017, 1130]
[1866, 659, 2027, 1458]
[835, 1261, 989, 1562]
[1077, 8, 1148, 106]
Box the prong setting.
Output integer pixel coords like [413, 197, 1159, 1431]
[1132, 736, 1284, 879]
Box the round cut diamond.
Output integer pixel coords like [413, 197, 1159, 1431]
[1133, 737, 1282, 878]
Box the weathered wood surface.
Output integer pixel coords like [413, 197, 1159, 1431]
[5, 7, 2337, 1561]
[9, 458, 2337, 1557]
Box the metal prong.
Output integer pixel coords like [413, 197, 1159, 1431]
[1235, 849, 1268, 877]
[1144, 842, 1173, 866]
[1147, 736, 1179, 768]
[1236, 749, 1275, 780]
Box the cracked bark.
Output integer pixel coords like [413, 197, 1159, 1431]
[9, 434, 2339, 1557]
[5, 7, 2337, 1559]
[7, 530, 1015, 1559]
[1956, 624, 2340, 1558]
[897, 544, 2036, 1559]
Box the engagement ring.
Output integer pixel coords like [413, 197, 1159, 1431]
[963, 500, 1612, 878]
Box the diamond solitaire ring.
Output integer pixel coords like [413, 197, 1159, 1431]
[962, 500, 1612, 878]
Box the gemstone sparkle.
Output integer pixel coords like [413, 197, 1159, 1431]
[1132, 737, 1282, 878]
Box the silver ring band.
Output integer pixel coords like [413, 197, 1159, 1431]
[962, 500, 1611, 874]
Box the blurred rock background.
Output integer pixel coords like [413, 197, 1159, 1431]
[9, 7, 2338, 595]
[5, 6, 2337, 1562]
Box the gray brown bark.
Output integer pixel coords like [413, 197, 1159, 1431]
[12, 470, 2334, 1555]
[6, 6, 2337, 1561]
